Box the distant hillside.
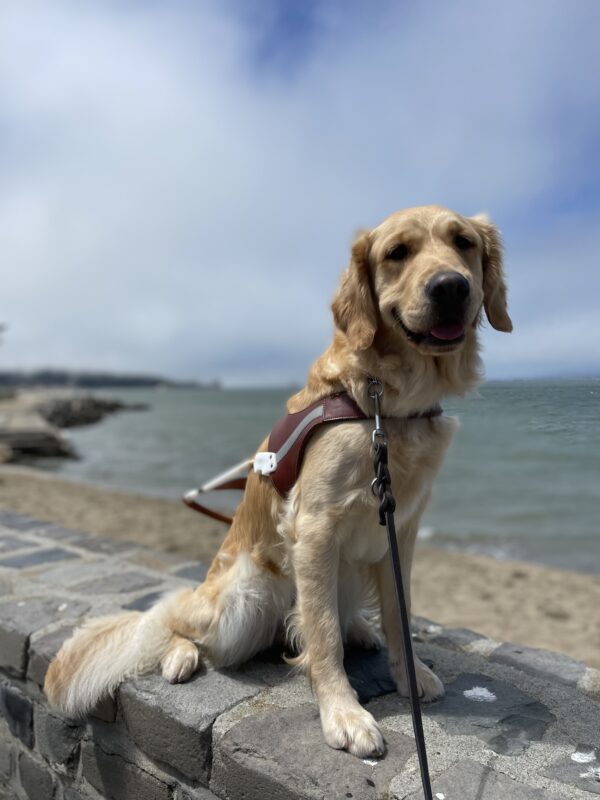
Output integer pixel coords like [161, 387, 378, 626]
[0, 369, 221, 390]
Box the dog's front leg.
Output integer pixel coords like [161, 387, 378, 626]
[293, 514, 385, 758]
[375, 516, 444, 702]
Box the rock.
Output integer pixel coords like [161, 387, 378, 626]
[119, 669, 264, 784]
[0, 735, 13, 781]
[543, 745, 600, 795]
[18, 750, 56, 800]
[69, 570, 162, 596]
[0, 411, 75, 459]
[0, 596, 89, 677]
[122, 591, 166, 611]
[35, 394, 148, 429]
[211, 704, 413, 800]
[344, 646, 397, 703]
[427, 672, 555, 756]
[0, 547, 77, 570]
[490, 642, 586, 688]
[173, 563, 209, 583]
[34, 704, 83, 766]
[81, 741, 171, 800]
[27, 624, 75, 685]
[0, 683, 33, 747]
[399, 758, 562, 799]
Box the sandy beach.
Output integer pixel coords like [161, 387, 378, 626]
[1, 463, 599, 669]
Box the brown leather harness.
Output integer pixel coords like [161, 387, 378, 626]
[183, 391, 442, 523]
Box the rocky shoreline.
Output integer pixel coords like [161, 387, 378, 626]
[0, 391, 148, 463]
[35, 394, 147, 429]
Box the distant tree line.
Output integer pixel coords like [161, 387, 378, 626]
[0, 369, 221, 390]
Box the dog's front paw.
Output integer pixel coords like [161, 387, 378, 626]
[161, 640, 199, 684]
[390, 656, 444, 702]
[320, 703, 385, 758]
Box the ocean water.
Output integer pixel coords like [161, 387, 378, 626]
[37, 380, 600, 574]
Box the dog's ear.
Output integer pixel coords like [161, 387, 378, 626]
[470, 214, 513, 333]
[332, 230, 377, 350]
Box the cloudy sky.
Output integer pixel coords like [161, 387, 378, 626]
[1, 0, 599, 385]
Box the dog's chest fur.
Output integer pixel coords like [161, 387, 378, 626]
[296, 414, 458, 565]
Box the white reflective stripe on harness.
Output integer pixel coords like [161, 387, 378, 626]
[253, 403, 324, 476]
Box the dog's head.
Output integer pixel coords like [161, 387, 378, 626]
[332, 205, 512, 355]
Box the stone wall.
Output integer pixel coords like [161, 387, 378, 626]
[0, 510, 599, 800]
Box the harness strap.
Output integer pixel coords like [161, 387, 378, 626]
[264, 393, 366, 496]
[183, 393, 443, 521]
[183, 458, 253, 524]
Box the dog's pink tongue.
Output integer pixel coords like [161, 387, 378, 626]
[430, 322, 465, 340]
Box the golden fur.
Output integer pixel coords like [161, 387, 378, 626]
[45, 205, 511, 757]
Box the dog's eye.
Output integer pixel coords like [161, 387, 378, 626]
[387, 243, 409, 261]
[454, 234, 474, 251]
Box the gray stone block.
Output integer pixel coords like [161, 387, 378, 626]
[18, 750, 55, 800]
[212, 704, 413, 800]
[0, 547, 77, 570]
[411, 616, 442, 639]
[120, 668, 264, 783]
[33, 524, 85, 542]
[130, 549, 187, 573]
[66, 534, 136, 555]
[542, 744, 600, 795]
[0, 737, 13, 781]
[90, 696, 117, 723]
[431, 626, 486, 652]
[81, 740, 172, 800]
[122, 591, 164, 612]
[0, 596, 89, 677]
[0, 534, 28, 554]
[69, 570, 161, 595]
[177, 787, 221, 800]
[0, 513, 48, 531]
[0, 683, 33, 747]
[64, 789, 92, 800]
[37, 559, 114, 588]
[27, 625, 75, 686]
[344, 646, 396, 703]
[427, 672, 555, 756]
[400, 759, 562, 799]
[33, 704, 83, 765]
[173, 563, 208, 583]
[490, 642, 586, 687]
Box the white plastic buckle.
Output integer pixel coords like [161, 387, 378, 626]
[253, 451, 278, 475]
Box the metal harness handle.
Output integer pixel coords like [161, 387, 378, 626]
[368, 378, 434, 800]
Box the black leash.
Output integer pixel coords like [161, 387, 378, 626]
[368, 379, 434, 800]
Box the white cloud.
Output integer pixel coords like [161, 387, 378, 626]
[0, 0, 599, 383]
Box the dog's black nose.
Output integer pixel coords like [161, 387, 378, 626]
[426, 271, 470, 305]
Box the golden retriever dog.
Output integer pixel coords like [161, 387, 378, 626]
[45, 204, 511, 758]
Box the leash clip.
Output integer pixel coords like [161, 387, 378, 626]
[368, 378, 386, 446]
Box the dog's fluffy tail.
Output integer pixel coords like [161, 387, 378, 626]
[44, 589, 191, 718]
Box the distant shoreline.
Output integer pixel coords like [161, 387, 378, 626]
[0, 369, 221, 390]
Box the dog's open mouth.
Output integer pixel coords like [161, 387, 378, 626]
[393, 309, 465, 348]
